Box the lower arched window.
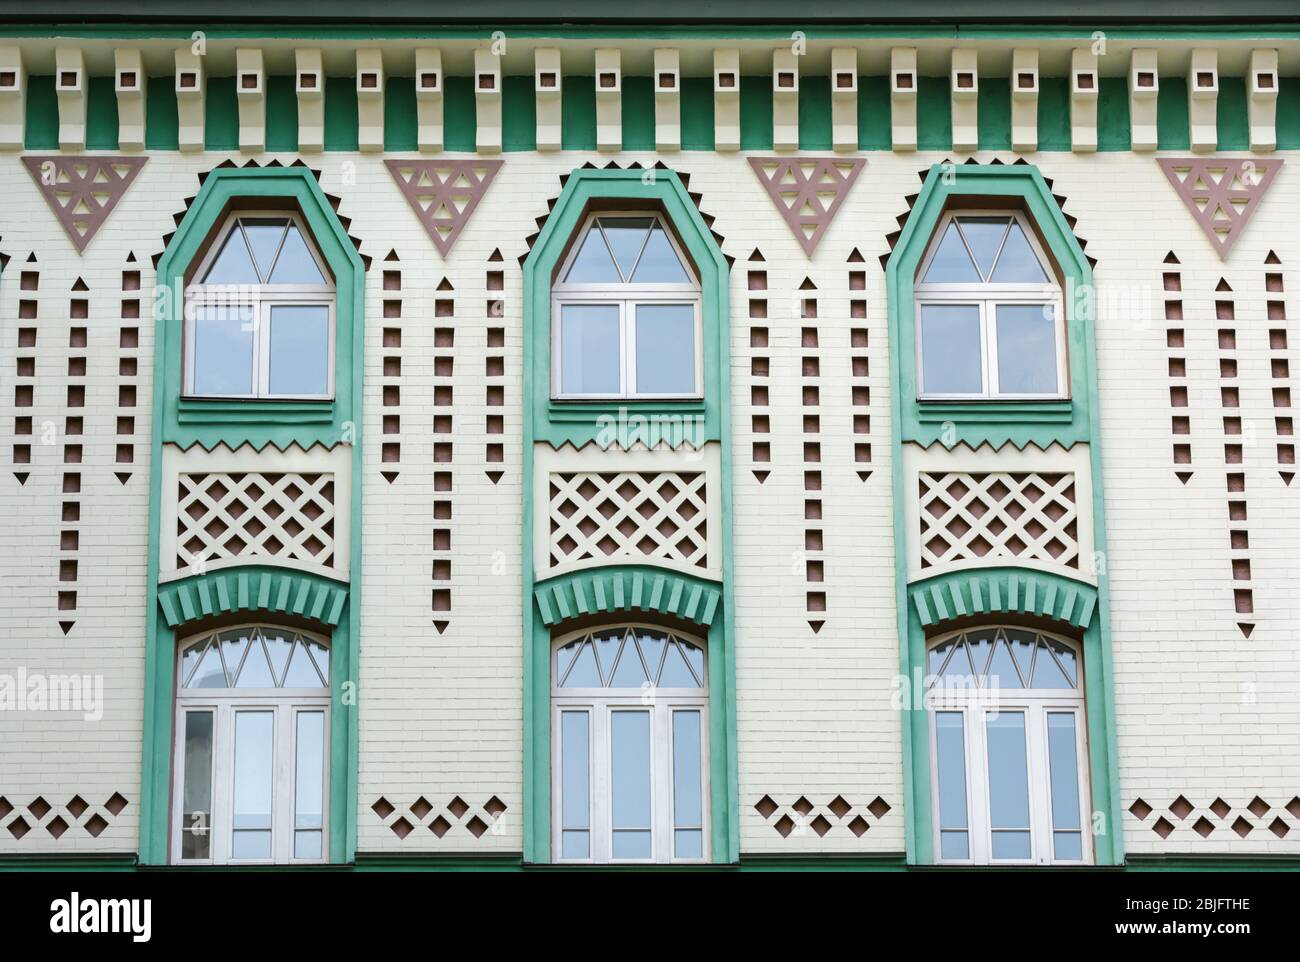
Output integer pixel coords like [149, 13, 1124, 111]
[172, 625, 331, 865]
[552, 625, 708, 864]
[927, 626, 1090, 865]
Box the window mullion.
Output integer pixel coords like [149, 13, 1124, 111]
[214, 704, 233, 866]
[969, 705, 990, 864]
[983, 301, 997, 398]
[622, 300, 634, 398]
[656, 705, 671, 862]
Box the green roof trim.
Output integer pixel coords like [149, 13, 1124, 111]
[909, 567, 1099, 631]
[157, 566, 350, 629]
[534, 566, 722, 629]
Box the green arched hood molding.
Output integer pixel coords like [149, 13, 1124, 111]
[157, 565, 349, 630]
[153, 165, 365, 452]
[522, 166, 730, 449]
[534, 565, 722, 629]
[886, 163, 1098, 451]
[908, 566, 1098, 632]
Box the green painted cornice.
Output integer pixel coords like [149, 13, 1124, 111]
[157, 565, 349, 630]
[533, 565, 722, 629]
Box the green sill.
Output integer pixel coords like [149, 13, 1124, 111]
[177, 397, 335, 425]
[915, 399, 1074, 424]
[546, 398, 707, 423]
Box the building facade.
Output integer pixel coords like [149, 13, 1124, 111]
[1, 2, 1299, 871]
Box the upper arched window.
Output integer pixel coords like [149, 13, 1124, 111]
[914, 211, 1065, 401]
[551, 213, 701, 400]
[185, 212, 335, 400]
[926, 626, 1089, 866]
[172, 625, 331, 866]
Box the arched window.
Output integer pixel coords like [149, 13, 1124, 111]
[552, 625, 707, 863]
[184, 212, 335, 400]
[551, 213, 701, 400]
[172, 625, 331, 865]
[914, 211, 1065, 400]
[927, 626, 1089, 865]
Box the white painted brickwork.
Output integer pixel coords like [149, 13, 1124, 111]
[1, 146, 1298, 860]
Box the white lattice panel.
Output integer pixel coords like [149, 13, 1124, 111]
[918, 470, 1079, 571]
[176, 470, 337, 569]
[548, 470, 708, 571]
[160, 443, 351, 582]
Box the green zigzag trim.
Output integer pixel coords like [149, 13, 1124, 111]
[533, 566, 722, 629]
[908, 567, 1098, 631]
[157, 566, 349, 629]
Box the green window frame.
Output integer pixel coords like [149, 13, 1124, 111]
[521, 168, 737, 864]
[141, 166, 364, 865]
[886, 164, 1121, 866]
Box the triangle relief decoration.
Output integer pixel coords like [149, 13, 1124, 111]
[22, 155, 148, 253]
[748, 156, 866, 256]
[384, 159, 504, 256]
[1157, 158, 1283, 259]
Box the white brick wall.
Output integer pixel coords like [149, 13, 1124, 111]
[2, 147, 1297, 859]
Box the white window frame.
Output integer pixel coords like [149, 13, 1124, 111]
[550, 624, 710, 865]
[171, 625, 331, 866]
[927, 627, 1092, 866]
[183, 210, 337, 401]
[914, 210, 1068, 401]
[551, 211, 704, 401]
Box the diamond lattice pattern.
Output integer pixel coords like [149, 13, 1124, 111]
[548, 471, 708, 571]
[176, 472, 336, 569]
[918, 471, 1078, 570]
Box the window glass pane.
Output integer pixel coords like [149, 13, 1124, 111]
[268, 224, 327, 285]
[659, 640, 701, 688]
[1047, 712, 1083, 861]
[634, 304, 696, 395]
[559, 304, 620, 395]
[1032, 639, 1074, 690]
[1006, 629, 1038, 683]
[995, 303, 1058, 395]
[235, 634, 276, 688]
[599, 217, 653, 280]
[966, 628, 997, 682]
[180, 638, 207, 687]
[986, 710, 1032, 859]
[632, 225, 691, 283]
[637, 630, 668, 683]
[921, 221, 981, 284]
[1046, 639, 1078, 687]
[986, 636, 1024, 689]
[564, 225, 621, 283]
[192, 304, 255, 396]
[592, 630, 622, 682]
[218, 629, 251, 685]
[990, 221, 1049, 283]
[201, 227, 260, 285]
[610, 710, 652, 858]
[262, 628, 294, 686]
[560, 711, 590, 859]
[307, 641, 330, 684]
[672, 711, 703, 858]
[232, 711, 274, 859]
[188, 638, 228, 688]
[241, 218, 289, 281]
[934, 711, 968, 836]
[920, 304, 982, 395]
[268, 305, 330, 396]
[294, 711, 325, 859]
[957, 217, 1010, 280]
[180, 711, 213, 859]
[609, 635, 650, 687]
[284, 638, 326, 688]
[558, 639, 600, 688]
